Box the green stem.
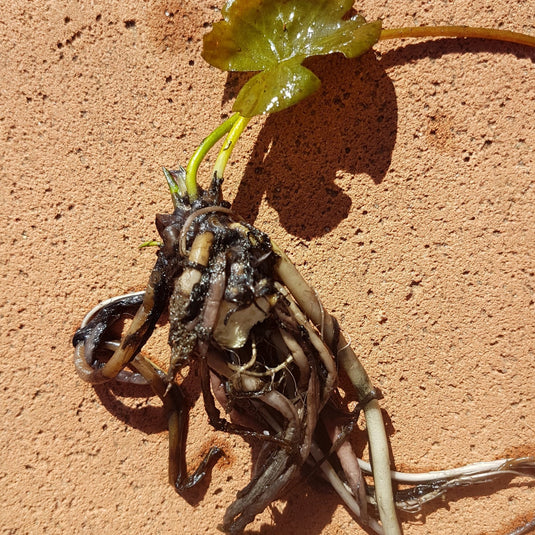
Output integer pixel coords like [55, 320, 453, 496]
[213, 114, 250, 181]
[185, 113, 240, 200]
[380, 26, 535, 47]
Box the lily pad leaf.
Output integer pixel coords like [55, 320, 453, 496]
[202, 0, 382, 116]
[233, 60, 320, 117]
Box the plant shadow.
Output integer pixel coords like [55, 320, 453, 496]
[229, 35, 534, 240]
[379, 35, 535, 71]
[229, 51, 398, 239]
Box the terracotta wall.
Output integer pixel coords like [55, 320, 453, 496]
[1, 1, 533, 533]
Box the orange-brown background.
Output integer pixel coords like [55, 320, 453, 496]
[1, 1, 534, 533]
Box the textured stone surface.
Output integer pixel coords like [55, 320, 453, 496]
[1, 1, 534, 534]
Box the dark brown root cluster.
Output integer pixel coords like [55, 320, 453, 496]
[73, 174, 535, 535]
[73, 176, 369, 533]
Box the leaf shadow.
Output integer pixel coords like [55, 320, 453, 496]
[229, 35, 533, 240]
[230, 51, 398, 239]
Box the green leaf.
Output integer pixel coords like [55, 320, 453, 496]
[202, 0, 382, 116]
[233, 60, 321, 116]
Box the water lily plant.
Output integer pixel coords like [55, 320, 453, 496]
[73, 1, 535, 534]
